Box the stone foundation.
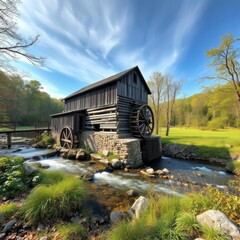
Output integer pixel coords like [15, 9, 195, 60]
[52, 131, 162, 168]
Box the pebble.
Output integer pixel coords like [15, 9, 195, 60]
[3, 219, 17, 232]
[0, 233, 6, 239]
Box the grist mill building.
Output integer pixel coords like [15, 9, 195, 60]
[51, 66, 161, 167]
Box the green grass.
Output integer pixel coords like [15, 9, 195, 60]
[0, 203, 18, 224]
[20, 172, 85, 225]
[106, 188, 239, 240]
[226, 160, 240, 175]
[159, 127, 240, 159]
[57, 223, 87, 240]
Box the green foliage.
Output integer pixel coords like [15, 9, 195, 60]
[100, 151, 119, 160]
[0, 71, 63, 123]
[107, 220, 149, 240]
[39, 170, 67, 185]
[107, 189, 239, 240]
[201, 225, 230, 240]
[0, 203, 18, 224]
[20, 174, 85, 225]
[190, 187, 240, 227]
[57, 223, 87, 240]
[41, 133, 55, 145]
[226, 160, 240, 175]
[0, 156, 40, 198]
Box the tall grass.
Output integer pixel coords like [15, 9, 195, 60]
[57, 223, 87, 240]
[226, 160, 240, 175]
[0, 203, 18, 223]
[20, 173, 85, 225]
[106, 189, 239, 240]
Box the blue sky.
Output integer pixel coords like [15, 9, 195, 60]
[17, 0, 240, 99]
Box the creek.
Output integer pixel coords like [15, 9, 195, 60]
[0, 145, 236, 216]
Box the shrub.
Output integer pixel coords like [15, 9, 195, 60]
[0, 203, 18, 224]
[190, 186, 240, 227]
[226, 160, 240, 175]
[0, 156, 40, 198]
[57, 223, 87, 240]
[20, 175, 85, 224]
[41, 133, 55, 145]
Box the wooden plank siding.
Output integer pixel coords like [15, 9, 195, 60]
[117, 70, 148, 103]
[64, 83, 117, 112]
[51, 114, 75, 133]
[52, 68, 150, 135]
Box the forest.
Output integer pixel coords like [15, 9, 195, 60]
[0, 71, 63, 125]
[167, 83, 240, 129]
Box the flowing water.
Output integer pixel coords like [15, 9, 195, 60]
[0, 145, 236, 216]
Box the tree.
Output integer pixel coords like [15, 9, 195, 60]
[165, 76, 182, 136]
[0, 0, 43, 71]
[148, 72, 165, 134]
[206, 34, 240, 105]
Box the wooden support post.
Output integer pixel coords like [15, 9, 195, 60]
[7, 133, 11, 149]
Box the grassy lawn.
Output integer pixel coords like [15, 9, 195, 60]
[158, 127, 240, 159]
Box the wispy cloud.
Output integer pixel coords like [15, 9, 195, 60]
[18, 0, 207, 97]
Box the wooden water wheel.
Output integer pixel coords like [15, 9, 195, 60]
[60, 126, 78, 149]
[130, 104, 154, 138]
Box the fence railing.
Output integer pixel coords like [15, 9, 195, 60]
[0, 122, 51, 131]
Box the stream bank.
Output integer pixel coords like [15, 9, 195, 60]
[0, 145, 239, 239]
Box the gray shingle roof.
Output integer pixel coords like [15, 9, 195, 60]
[63, 66, 151, 100]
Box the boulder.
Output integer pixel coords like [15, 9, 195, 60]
[162, 168, 170, 174]
[40, 163, 50, 169]
[81, 172, 94, 181]
[126, 189, 139, 197]
[128, 196, 149, 219]
[110, 210, 128, 224]
[23, 163, 38, 175]
[140, 170, 155, 178]
[145, 167, 154, 174]
[156, 169, 164, 175]
[197, 210, 240, 240]
[111, 159, 123, 169]
[60, 148, 69, 158]
[76, 149, 87, 160]
[67, 149, 77, 159]
[90, 153, 102, 160]
[99, 159, 109, 165]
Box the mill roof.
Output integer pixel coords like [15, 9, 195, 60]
[63, 66, 151, 100]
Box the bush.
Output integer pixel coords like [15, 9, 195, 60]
[226, 160, 240, 175]
[0, 156, 40, 198]
[190, 186, 240, 227]
[57, 223, 87, 240]
[41, 133, 55, 145]
[0, 203, 18, 224]
[20, 174, 85, 224]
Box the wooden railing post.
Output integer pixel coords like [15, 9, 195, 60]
[7, 133, 11, 149]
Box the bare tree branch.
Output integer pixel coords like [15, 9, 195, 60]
[0, 0, 44, 71]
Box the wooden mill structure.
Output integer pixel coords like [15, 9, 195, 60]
[51, 66, 155, 149]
